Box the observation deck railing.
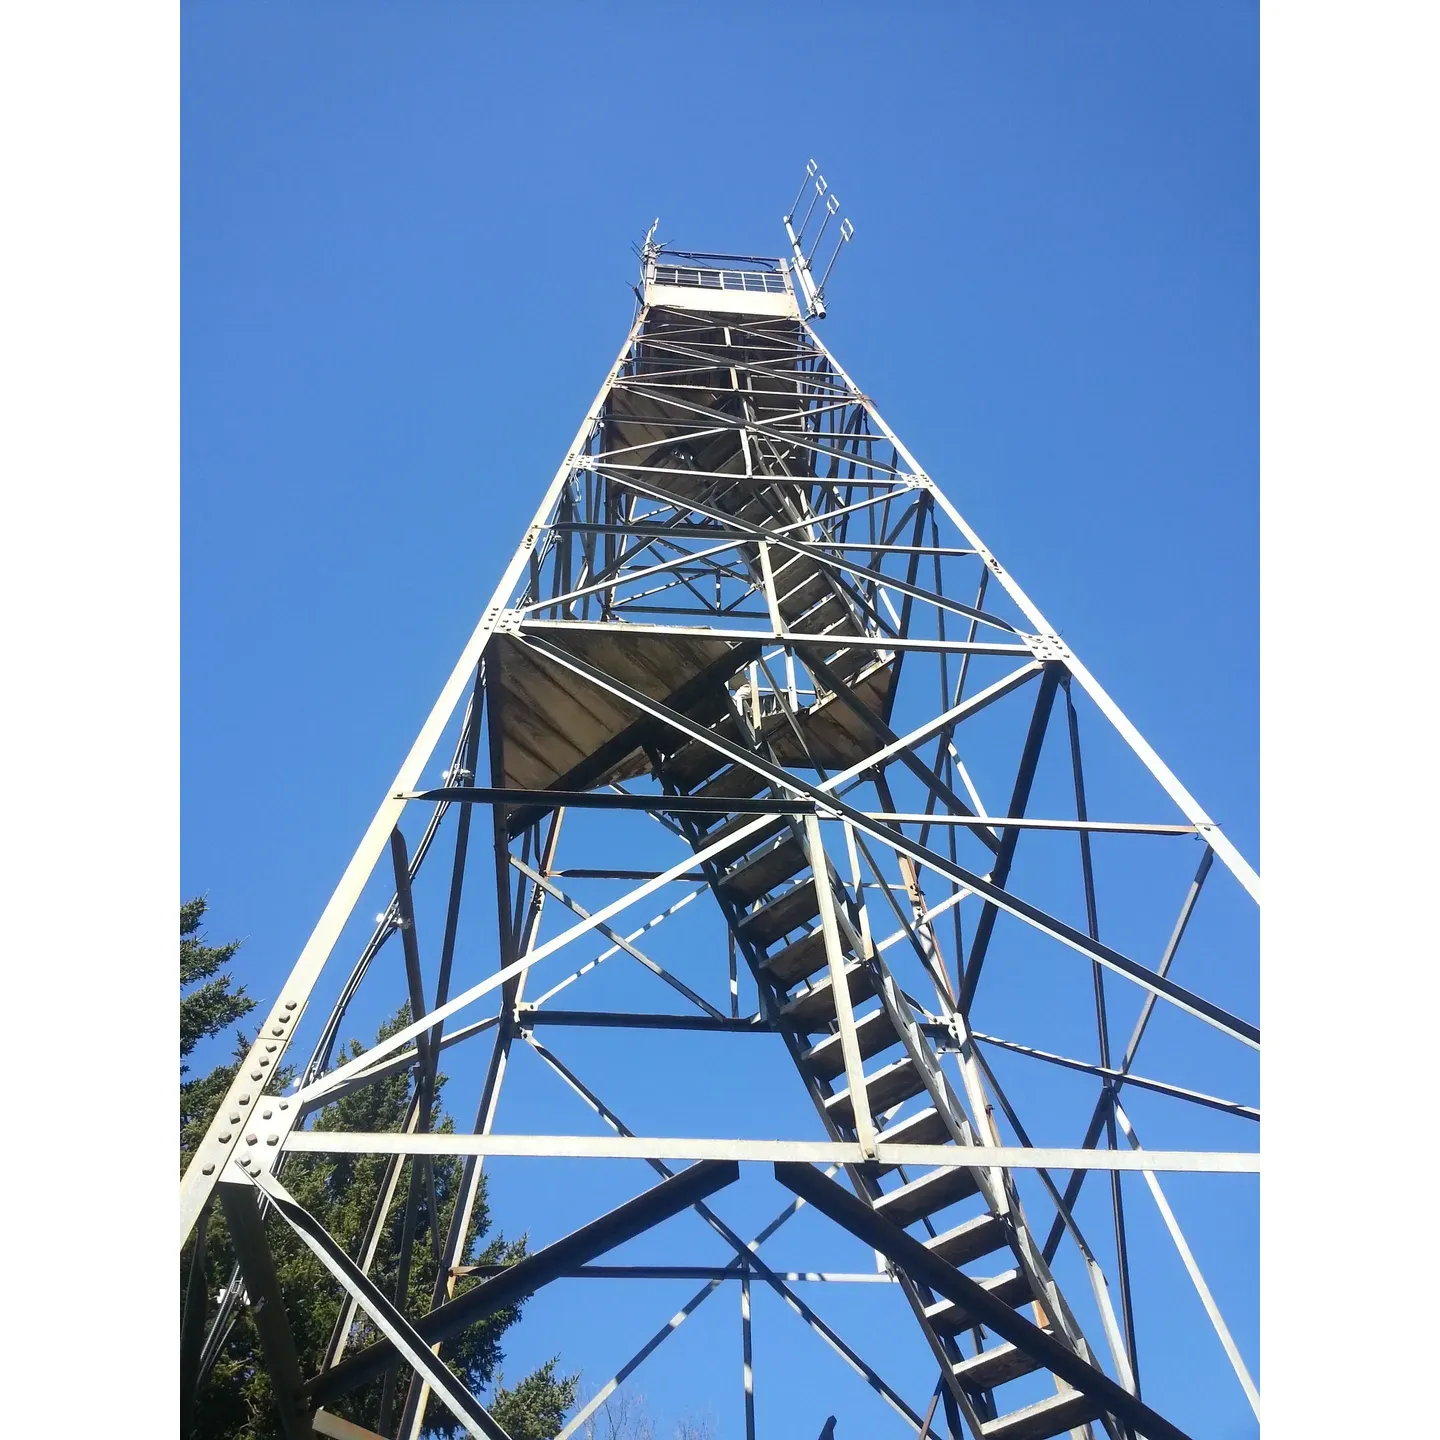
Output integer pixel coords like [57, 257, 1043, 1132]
[653, 264, 789, 296]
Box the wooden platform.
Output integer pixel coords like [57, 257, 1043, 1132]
[493, 628, 897, 795]
[491, 628, 738, 792]
[492, 303, 900, 809]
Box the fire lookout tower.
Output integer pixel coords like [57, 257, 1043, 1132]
[181, 165, 1259, 1440]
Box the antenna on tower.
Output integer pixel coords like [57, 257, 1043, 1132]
[631, 217, 663, 309]
[784, 160, 854, 320]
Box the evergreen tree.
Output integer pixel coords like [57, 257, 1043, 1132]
[181, 897, 256, 1169]
[181, 900, 577, 1438]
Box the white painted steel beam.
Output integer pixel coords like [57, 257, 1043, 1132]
[279, 1132, 1258, 1174]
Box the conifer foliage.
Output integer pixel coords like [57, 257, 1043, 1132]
[181, 897, 256, 1166]
[180, 900, 577, 1438]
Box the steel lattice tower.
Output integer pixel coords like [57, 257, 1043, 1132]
[181, 171, 1259, 1440]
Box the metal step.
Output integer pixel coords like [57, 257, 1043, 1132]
[923, 1269, 1034, 1334]
[736, 878, 821, 946]
[952, 1338, 1048, 1392]
[779, 959, 876, 1030]
[874, 1163, 981, 1228]
[823, 1055, 925, 1127]
[980, 1388, 1105, 1440]
[719, 835, 808, 906]
[803, 1007, 902, 1081]
[926, 1212, 1011, 1269]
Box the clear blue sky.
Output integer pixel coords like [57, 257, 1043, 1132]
[182, 4, 1257, 1436]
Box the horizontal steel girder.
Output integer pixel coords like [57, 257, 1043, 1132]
[280, 1133, 1258, 1173]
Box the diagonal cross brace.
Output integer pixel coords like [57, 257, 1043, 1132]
[510, 856, 727, 1020]
[309, 1159, 739, 1404]
[612, 472, 1016, 634]
[522, 1037, 928, 1433]
[773, 1162, 1194, 1440]
[800, 645, 999, 853]
[247, 1170, 513, 1440]
[795, 314, 1260, 901]
[958, 663, 1062, 1010]
[218, 1182, 312, 1440]
[515, 631, 1259, 1049]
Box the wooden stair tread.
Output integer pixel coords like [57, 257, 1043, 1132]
[760, 927, 838, 987]
[952, 1337, 1048, 1392]
[923, 1269, 1034, 1334]
[719, 835, 808, 906]
[925, 1212, 1011, 1269]
[823, 1055, 925, 1126]
[980, 1388, 1105, 1440]
[736, 877, 821, 946]
[874, 1162, 981, 1228]
[780, 960, 876, 1030]
[803, 1007, 902, 1080]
